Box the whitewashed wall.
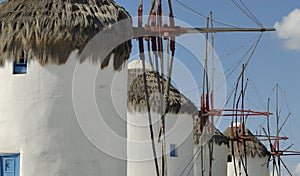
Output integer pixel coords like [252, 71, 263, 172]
[127, 112, 195, 176]
[0, 51, 128, 176]
[193, 129, 228, 176]
[227, 156, 269, 176]
[211, 143, 228, 176]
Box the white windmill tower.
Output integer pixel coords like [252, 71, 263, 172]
[127, 59, 198, 176]
[223, 123, 270, 176]
[193, 114, 229, 176]
[0, 0, 131, 175]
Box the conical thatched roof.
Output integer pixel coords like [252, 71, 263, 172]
[210, 129, 229, 146]
[223, 126, 270, 157]
[193, 123, 229, 146]
[127, 61, 197, 114]
[0, 0, 131, 69]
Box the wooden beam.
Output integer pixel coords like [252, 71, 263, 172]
[132, 27, 276, 37]
[185, 27, 275, 33]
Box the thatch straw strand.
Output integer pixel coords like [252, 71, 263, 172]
[0, 0, 131, 69]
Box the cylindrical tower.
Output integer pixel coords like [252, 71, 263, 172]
[193, 124, 229, 176]
[127, 60, 198, 176]
[223, 124, 270, 176]
[208, 129, 229, 176]
[0, 0, 131, 175]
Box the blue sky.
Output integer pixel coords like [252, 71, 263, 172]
[116, 0, 300, 174]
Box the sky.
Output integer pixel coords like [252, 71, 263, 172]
[116, 0, 300, 175]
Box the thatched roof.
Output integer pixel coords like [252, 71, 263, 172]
[193, 123, 229, 146]
[0, 0, 131, 70]
[210, 129, 229, 146]
[127, 62, 197, 114]
[223, 126, 270, 157]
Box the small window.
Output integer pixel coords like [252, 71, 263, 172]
[170, 144, 178, 157]
[0, 154, 20, 176]
[13, 59, 27, 74]
[227, 154, 232, 162]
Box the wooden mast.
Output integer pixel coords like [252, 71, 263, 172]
[156, 1, 167, 176]
[138, 2, 160, 176]
[276, 83, 281, 176]
[132, 27, 275, 36]
[208, 11, 214, 176]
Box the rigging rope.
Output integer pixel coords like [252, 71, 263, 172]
[238, 0, 263, 27]
[147, 40, 155, 69]
[205, 34, 261, 101]
[247, 75, 267, 110]
[174, 0, 240, 28]
[230, 0, 263, 27]
[147, 0, 157, 25]
[219, 35, 259, 60]
[225, 33, 263, 107]
[224, 35, 260, 78]
[225, 42, 261, 176]
[174, 0, 207, 18]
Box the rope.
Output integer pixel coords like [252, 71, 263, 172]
[213, 18, 240, 28]
[174, 0, 240, 28]
[228, 42, 260, 176]
[225, 33, 263, 107]
[147, 0, 157, 25]
[238, 0, 263, 27]
[147, 40, 154, 69]
[174, 0, 207, 18]
[246, 75, 267, 110]
[230, 0, 263, 27]
[219, 35, 259, 60]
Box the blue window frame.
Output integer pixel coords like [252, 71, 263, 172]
[13, 59, 27, 74]
[0, 154, 20, 176]
[170, 144, 178, 157]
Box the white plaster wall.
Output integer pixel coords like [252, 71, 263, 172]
[127, 112, 194, 176]
[193, 140, 228, 176]
[227, 156, 269, 176]
[0, 51, 127, 176]
[211, 143, 228, 176]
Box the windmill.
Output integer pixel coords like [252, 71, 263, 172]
[135, 1, 275, 176]
[259, 84, 300, 176]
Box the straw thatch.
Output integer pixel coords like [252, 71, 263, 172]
[193, 122, 229, 146]
[210, 129, 229, 146]
[128, 69, 197, 115]
[0, 0, 131, 70]
[223, 126, 270, 157]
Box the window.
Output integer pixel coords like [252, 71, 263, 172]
[227, 154, 232, 162]
[0, 154, 20, 176]
[170, 144, 178, 157]
[13, 51, 27, 75]
[13, 59, 27, 74]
